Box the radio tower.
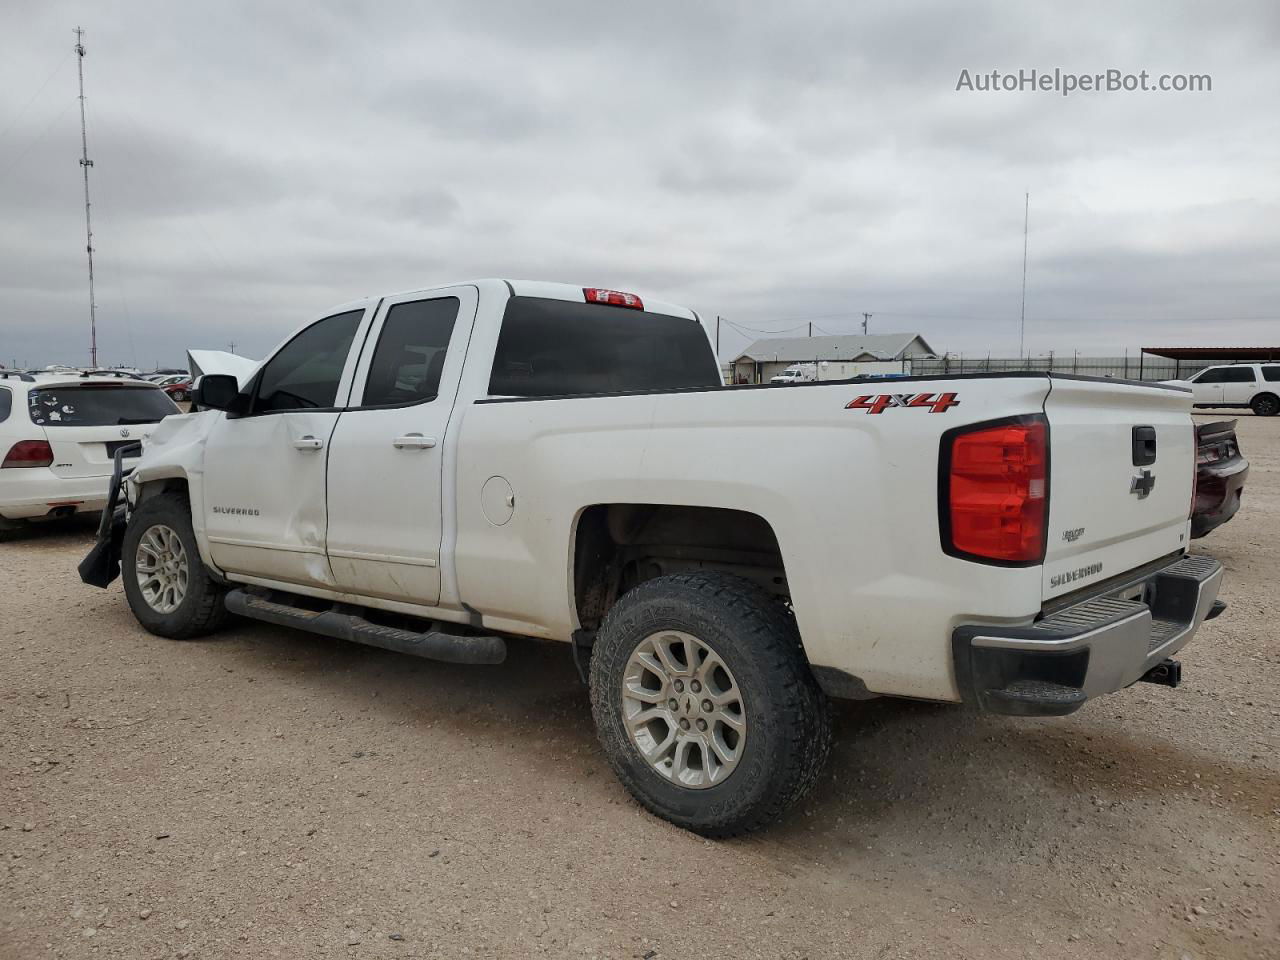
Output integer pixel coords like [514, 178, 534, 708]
[75, 27, 98, 368]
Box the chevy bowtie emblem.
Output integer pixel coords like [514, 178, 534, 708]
[1130, 469, 1156, 499]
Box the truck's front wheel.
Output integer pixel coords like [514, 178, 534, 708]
[589, 572, 831, 837]
[121, 492, 228, 640]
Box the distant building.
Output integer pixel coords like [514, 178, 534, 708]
[730, 333, 938, 384]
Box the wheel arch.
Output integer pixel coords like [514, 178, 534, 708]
[129, 470, 223, 577]
[569, 503, 790, 634]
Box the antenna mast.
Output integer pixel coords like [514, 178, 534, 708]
[1019, 192, 1029, 359]
[75, 27, 98, 368]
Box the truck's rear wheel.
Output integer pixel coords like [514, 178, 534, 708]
[1251, 393, 1279, 416]
[589, 572, 831, 837]
[122, 492, 228, 639]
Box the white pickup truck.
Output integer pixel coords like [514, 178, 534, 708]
[81, 279, 1225, 836]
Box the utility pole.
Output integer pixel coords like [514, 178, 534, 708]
[714, 316, 720, 357]
[74, 27, 98, 368]
[228, 341, 237, 355]
[1019, 192, 1029, 359]
[807, 322, 812, 337]
[861, 312, 872, 335]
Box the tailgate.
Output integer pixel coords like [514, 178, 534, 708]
[1041, 377, 1194, 601]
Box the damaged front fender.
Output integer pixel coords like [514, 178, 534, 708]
[79, 411, 223, 587]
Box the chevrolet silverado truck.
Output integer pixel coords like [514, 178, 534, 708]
[80, 280, 1226, 836]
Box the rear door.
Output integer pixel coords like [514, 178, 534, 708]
[1220, 366, 1258, 405]
[24, 383, 178, 477]
[1041, 377, 1194, 601]
[324, 286, 477, 605]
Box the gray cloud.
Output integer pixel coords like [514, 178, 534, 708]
[1, 0, 1277, 370]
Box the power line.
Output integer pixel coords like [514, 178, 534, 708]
[0, 48, 74, 148]
[0, 96, 77, 182]
[1019, 191, 1030, 358]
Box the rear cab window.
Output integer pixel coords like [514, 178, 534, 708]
[489, 296, 720, 397]
[27, 385, 178, 426]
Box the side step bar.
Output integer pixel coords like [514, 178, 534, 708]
[225, 589, 507, 665]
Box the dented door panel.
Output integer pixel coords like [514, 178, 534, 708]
[201, 411, 341, 588]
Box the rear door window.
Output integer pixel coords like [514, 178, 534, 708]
[0, 386, 10, 424]
[26, 385, 178, 426]
[360, 298, 460, 407]
[1222, 367, 1256, 382]
[489, 296, 720, 397]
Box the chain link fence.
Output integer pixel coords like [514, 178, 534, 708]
[909, 354, 1217, 382]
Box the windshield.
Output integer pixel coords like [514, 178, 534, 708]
[27, 385, 179, 427]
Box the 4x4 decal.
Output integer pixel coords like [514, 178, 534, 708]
[845, 392, 960, 414]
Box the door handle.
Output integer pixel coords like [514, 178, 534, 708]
[393, 433, 437, 449]
[293, 435, 324, 451]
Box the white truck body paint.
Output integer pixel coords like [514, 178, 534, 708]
[126, 279, 1199, 704]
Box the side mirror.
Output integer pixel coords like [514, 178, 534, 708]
[193, 374, 246, 414]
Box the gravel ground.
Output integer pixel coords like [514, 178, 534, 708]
[2, 413, 1277, 960]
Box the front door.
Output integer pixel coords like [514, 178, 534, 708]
[1189, 367, 1225, 406]
[202, 305, 370, 587]
[324, 286, 477, 605]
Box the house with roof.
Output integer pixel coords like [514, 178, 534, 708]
[730, 332, 938, 384]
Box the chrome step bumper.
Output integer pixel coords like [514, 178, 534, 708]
[952, 554, 1224, 716]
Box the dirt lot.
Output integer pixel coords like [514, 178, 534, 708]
[2, 414, 1277, 960]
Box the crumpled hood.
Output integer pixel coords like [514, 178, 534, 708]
[187, 349, 259, 387]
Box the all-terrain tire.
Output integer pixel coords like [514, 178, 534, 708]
[121, 491, 228, 639]
[589, 572, 832, 837]
[1250, 393, 1279, 417]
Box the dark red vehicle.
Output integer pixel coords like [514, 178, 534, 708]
[162, 380, 193, 403]
[1192, 420, 1249, 538]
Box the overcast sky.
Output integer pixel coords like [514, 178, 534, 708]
[2, 0, 1278, 368]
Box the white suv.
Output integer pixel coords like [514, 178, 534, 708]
[1182, 363, 1280, 416]
[0, 371, 178, 536]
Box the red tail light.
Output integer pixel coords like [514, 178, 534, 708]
[942, 418, 1048, 565]
[583, 287, 643, 310]
[2, 440, 54, 469]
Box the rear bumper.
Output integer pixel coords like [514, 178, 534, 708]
[952, 554, 1223, 717]
[1191, 458, 1249, 538]
[0, 470, 113, 519]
